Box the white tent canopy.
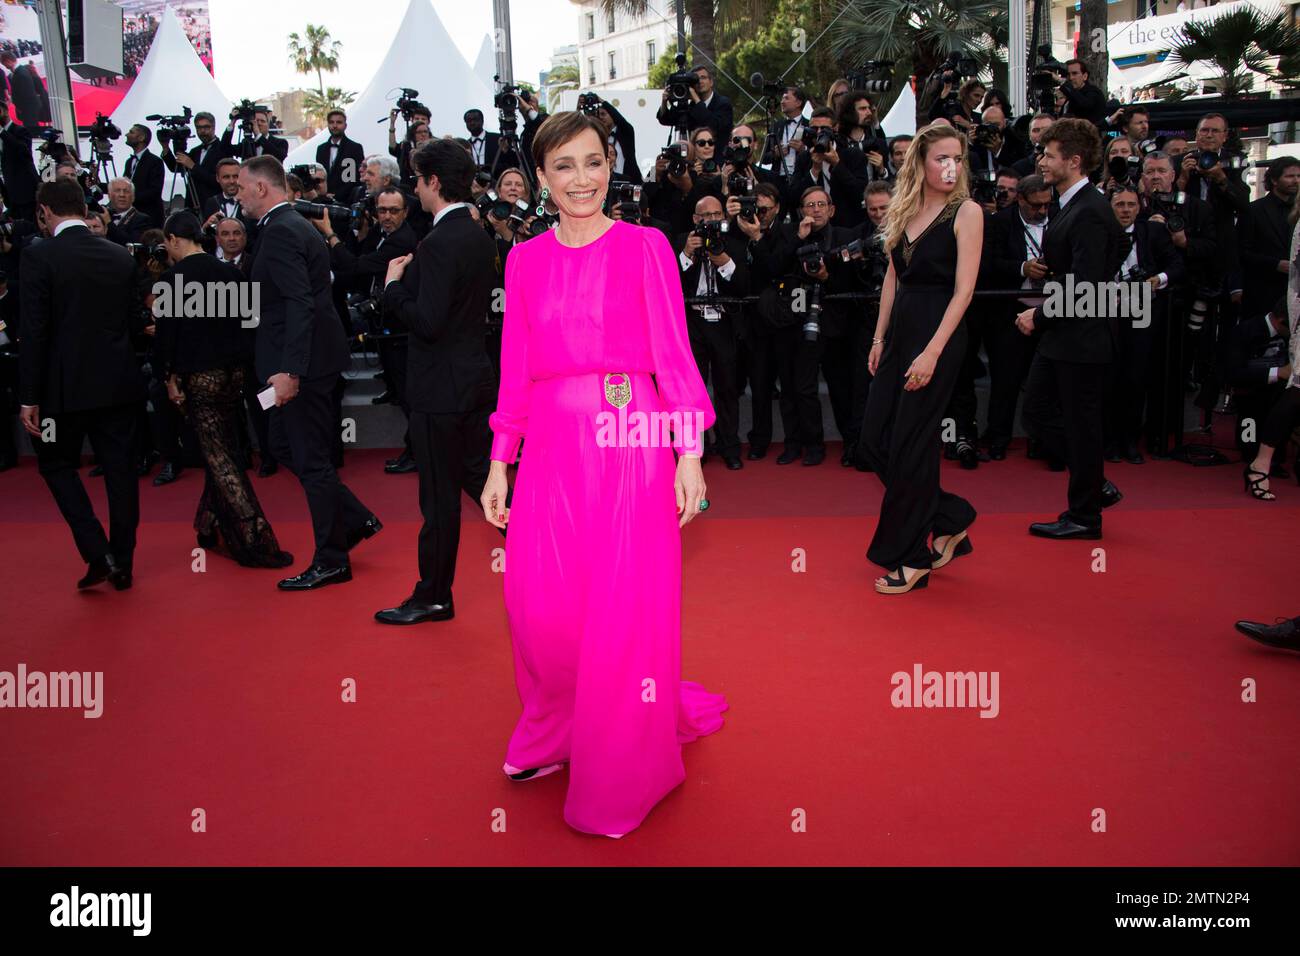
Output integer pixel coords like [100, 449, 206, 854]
[473, 33, 497, 91]
[284, 0, 499, 170]
[107, 7, 231, 202]
[881, 83, 917, 138]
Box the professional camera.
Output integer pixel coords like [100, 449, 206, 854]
[147, 107, 194, 154]
[35, 127, 69, 161]
[970, 171, 998, 204]
[929, 50, 979, 121]
[1123, 264, 1152, 283]
[613, 183, 642, 224]
[1108, 154, 1142, 186]
[796, 241, 827, 276]
[1030, 44, 1067, 112]
[292, 199, 367, 231]
[289, 163, 316, 184]
[800, 126, 836, 154]
[230, 98, 271, 136]
[77, 169, 105, 210]
[722, 138, 753, 169]
[1190, 148, 1249, 173]
[394, 88, 425, 119]
[692, 218, 729, 255]
[727, 172, 754, 198]
[970, 123, 1002, 148]
[577, 92, 603, 116]
[736, 195, 759, 222]
[845, 61, 894, 94]
[126, 242, 169, 267]
[346, 292, 383, 337]
[476, 189, 513, 221]
[86, 112, 121, 159]
[1148, 190, 1188, 234]
[859, 232, 890, 295]
[660, 141, 689, 178]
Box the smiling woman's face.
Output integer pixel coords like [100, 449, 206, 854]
[538, 128, 609, 221]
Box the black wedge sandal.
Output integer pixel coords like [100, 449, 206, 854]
[929, 529, 973, 569]
[1243, 466, 1276, 501]
[875, 566, 930, 595]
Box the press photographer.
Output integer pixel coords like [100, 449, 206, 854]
[123, 124, 165, 225]
[675, 195, 749, 469]
[788, 108, 871, 230]
[925, 54, 983, 132]
[387, 94, 432, 189]
[106, 178, 154, 244]
[835, 91, 890, 180]
[158, 109, 226, 210]
[315, 110, 365, 199]
[1056, 59, 1106, 128]
[655, 63, 734, 146]
[224, 103, 287, 161]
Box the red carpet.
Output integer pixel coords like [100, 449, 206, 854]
[1, 445, 1297, 866]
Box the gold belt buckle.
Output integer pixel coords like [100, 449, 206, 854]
[603, 372, 631, 409]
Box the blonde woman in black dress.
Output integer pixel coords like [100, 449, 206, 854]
[859, 123, 983, 594]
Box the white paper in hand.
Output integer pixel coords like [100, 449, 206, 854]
[257, 385, 277, 410]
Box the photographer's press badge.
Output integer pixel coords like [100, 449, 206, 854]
[604, 373, 631, 409]
[699, 305, 722, 322]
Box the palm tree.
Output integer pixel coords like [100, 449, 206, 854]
[827, 0, 1008, 123]
[546, 63, 581, 110]
[302, 87, 358, 126]
[288, 24, 343, 97]
[600, 0, 756, 70]
[1159, 6, 1300, 96]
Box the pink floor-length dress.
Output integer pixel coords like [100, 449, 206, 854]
[489, 218, 729, 836]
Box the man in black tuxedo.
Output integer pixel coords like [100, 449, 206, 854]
[238, 156, 379, 590]
[123, 124, 165, 225]
[982, 174, 1052, 460]
[160, 111, 226, 211]
[0, 103, 40, 219]
[1, 52, 50, 127]
[1239, 156, 1298, 320]
[1104, 181, 1185, 463]
[1058, 60, 1106, 128]
[675, 195, 750, 468]
[316, 109, 366, 199]
[595, 98, 642, 184]
[462, 109, 500, 170]
[105, 178, 154, 244]
[225, 111, 289, 162]
[1016, 119, 1125, 539]
[18, 180, 145, 589]
[787, 109, 871, 230]
[201, 158, 258, 242]
[656, 65, 734, 146]
[375, 139, 499, 625]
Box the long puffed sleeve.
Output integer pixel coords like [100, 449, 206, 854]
[489, 247, 530, 463]
[641, 225, 716, 456]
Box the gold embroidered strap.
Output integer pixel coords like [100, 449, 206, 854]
[901, 202, 959, 267]
[603, 372, 631, 409]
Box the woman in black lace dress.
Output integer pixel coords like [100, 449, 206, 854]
[859, 124, 983, 594]
[154, 212, 292, 568]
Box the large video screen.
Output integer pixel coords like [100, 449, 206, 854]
[0, 0, 212, 126]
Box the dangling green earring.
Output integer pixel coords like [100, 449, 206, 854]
[536, 186, 550, 218]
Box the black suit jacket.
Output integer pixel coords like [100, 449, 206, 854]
[673, 231, 750, 322]
[989, 204, 1048, 289]
[330, 221, 418, 300]
[106, 207, 154, 245]
[18, 225, 147, 414]
[657, 92, 734, 146]
[1122, 219, 1184, 290]
[602, 100, 642, 185]
[1240, 192, 1293, 316]
[1059, 81, 1106, 127]
[9, 63, 50, 126]
[316, 135, 367, 198]
[0, 120, 40, 208]
[382, 205, 497, 413]
[789, 144, 870, 229]
[1033, 182, 1125, 363]
[466, 132, 500, 170]
[248, 203, 349, 384]
[161, 136, 227, 210]
[223, 127, 289, 162]
[124, 149, 166, 225]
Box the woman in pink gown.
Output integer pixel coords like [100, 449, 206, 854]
[480, 113, 728, 838]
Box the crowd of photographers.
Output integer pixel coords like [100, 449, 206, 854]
[0, 65, 1297, 501]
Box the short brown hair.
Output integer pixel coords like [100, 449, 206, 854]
[1040, 118, 1101, 172]
[531, 111, 609, 172]
[37, 180, 87, 218]
[799, 185, 830, 208]
[241, 155, 287, 192]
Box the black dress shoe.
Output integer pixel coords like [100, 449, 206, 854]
[278, 564, 353, 590]
[153, 461, 182, 486]
[345, 515, 383, 551]
[746, 445, 768, 461]
[108, 557, 132, 591]
[776, 446, 802, 465]
[723, 455, 743, 470]
[1235, 617, 1300, 651]
[802, 446, 826, 466]
[258, 460, 278, 478]
[1123, 442, 1145, 465]
[374, 598, 455, 625]
[1101, 479, 1123, 509]
[384, 453, 417, 474]
[371, 391, 394, 405]
[77, 556, 113, 589]
[1028, 518, 1101, 540]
